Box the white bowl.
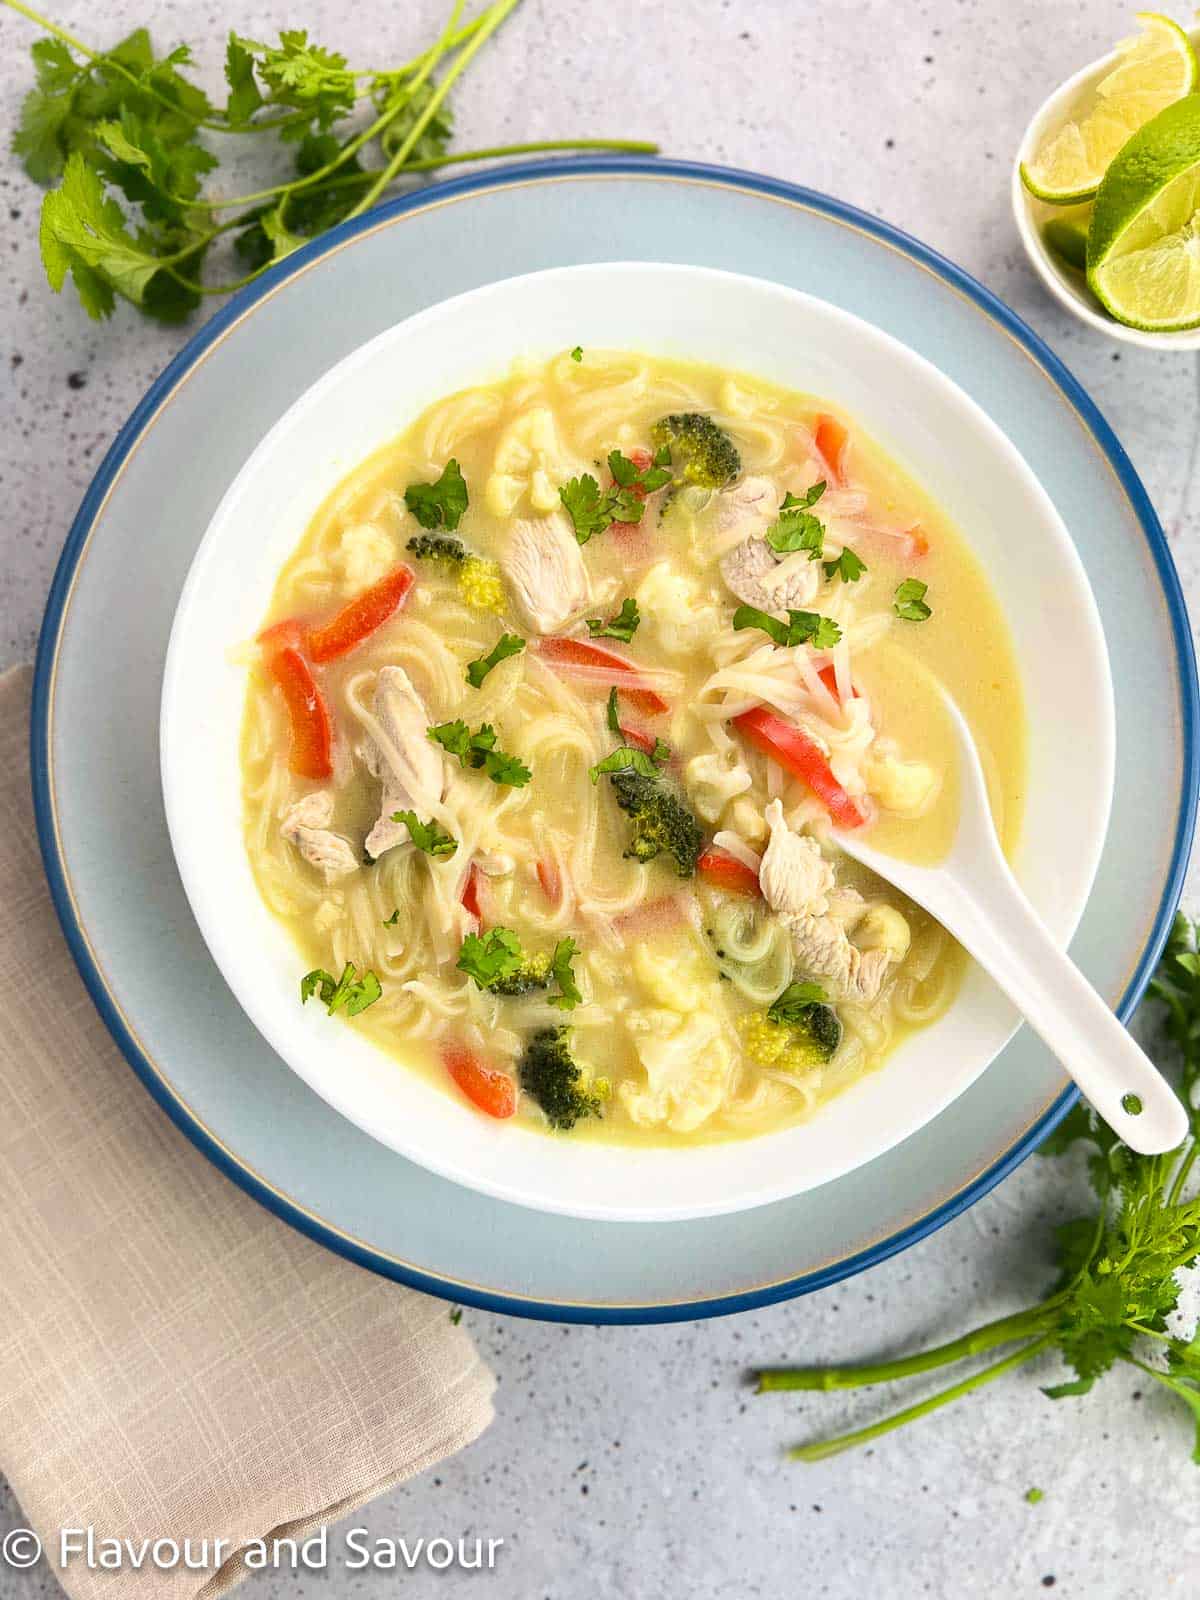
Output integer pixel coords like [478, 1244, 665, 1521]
[1012, 28, 1200, 350]
[161, 262, 1114, 1222]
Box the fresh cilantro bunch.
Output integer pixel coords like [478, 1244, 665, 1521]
[8, 0, 658, 322]
[757, 911, 1200, 1463]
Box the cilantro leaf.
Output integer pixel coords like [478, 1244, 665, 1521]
[824, 547, 867, 584]
[392, 809, 457, 857]
[606, 686, 622, 736]
[559, 473, 616, 544]
[383, 908, 400, 927]
[767, 981, 829, 1025]
[766, 482, 827, 558]
[223, 34, 263, 125]
[231, 30, 356, 136]
[609, 448, 671, 494]
[405, 459, 468, 532]
[428, 719, 530, 787]
[457, 927, 523, 989]
[570, 345, 583, 362]
[548, 937, 583, 1011]
[300, 961, 382, 1017]
[732, 604, 842, 650]
[589, 745, 664, 784]
[560, 451, 666, 544]
[465, 634, 525, 689]
[587, 598, 640, 642]
[40, 152, 164, 318]
[894, 578, 932, 621]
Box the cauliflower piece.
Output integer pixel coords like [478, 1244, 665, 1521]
[618, 945, 738, 1133]
[484, 406, 578, 519]
[333, 522, 395, 590]
[727, 796, 768, 845]
[854, 904, 912, 961]
[867, 752, 939, 815]
[634, 561, 723, 657]
[685, 749, 754, 824]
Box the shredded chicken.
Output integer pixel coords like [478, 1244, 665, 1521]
[716, 476, 820, 612]
[363, 666, 445, 859]
[759, 799, 898, 1002]
[280, 792, 359, 882]
[504, 510, 592, 634]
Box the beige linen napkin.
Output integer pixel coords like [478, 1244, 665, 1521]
[0, 664, 495, 1600]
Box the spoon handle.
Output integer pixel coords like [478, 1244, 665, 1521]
[927, 856, 1187, 1157]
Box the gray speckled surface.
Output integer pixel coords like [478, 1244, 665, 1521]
[2, 1, 1199, 1595]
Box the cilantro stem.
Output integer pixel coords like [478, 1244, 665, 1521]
[347, 0, 521, 219]
[787, 1335, 1055, 1463]
[757, 1304, 1058, 1392]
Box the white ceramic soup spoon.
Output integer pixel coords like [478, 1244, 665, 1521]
[832, 695, 1187, 1156]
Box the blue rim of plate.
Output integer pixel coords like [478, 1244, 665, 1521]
[30, 157, 1200, 1324]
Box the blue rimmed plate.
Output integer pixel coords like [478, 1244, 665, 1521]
[33, 158, 1198, 1322]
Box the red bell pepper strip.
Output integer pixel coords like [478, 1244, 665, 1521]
[461, 864, 483, 922]
[536, 857, 562, 905]
[814, 414, 849, 484]
[265, 644, 333, 780]
[817, 664, 859, 703]
[536, 637, 670, 715]
[442, 1042, 517, 1119]
[733, 706, 866, 829]
[697, 848, 761, 897]
[306, 564, 415, 664]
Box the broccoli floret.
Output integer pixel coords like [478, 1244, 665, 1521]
[651, 412, 741, 490]
[407, 533, 466, 564]
[609, 770, 702, 876]
[518, 1027, 604, 1131]
[490, 953, 552, 996]
[739, 1002, 841, 1073]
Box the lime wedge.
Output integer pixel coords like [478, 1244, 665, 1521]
[1088, 95, 1200, 330]
[1042, 209, 1092, 270]
[1021, 13, 1197, 204]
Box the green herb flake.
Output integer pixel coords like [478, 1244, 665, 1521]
[589, 744, 667, 784]
[404, 459, 468, 532]
[587, 597, 641, 642]
[569, 345, 583, 362]
[383, 908, 400, 926]
[300, 961, 382, 1017]
[428, 718, 531, 787]
[1024, 1488, 1044, 1505]
[823, 547, 867, 584]
[548, 937, 583, 1011]
[465, 633, 525, 689]
[893, 578, 932, 622]
[766, 482, 827, 559]
[449, 1305, 463, 1324]
[732, 605, 842, 651]
[392, 809, 457, 857]
[457, 927, 523, 989]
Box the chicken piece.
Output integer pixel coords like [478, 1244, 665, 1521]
[363, 665, 445, 859]
[715, 475, 820, 612]
[280, 792, 359, 882]
[504, 511, 592, 635]
[759, 799, 898, 1003]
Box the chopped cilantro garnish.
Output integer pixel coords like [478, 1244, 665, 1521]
[300, 962, 381, 1017]
[767, 981, 829, 1026]
[548, 937, 583, 1011]
[587, 598, 641, 642]
[457, 927, 522, 988]
[428, 719, 531, 787]
[559, 449, 669, 544]
[588, 743, 668, 784]
[732, 605, 842, 650]
[404, 459, 468, 532]
[569, 345, 583, 362]
[382, 908, 400, 927]
[824, 547, 867, 584]
[456, 926, 582, 1009]
[893, 577, 932, 621]
[766, 481, 827, 558]
[391, 810, 457, 857]
[465, 633, 525, 688]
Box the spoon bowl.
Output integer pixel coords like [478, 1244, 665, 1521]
[835, 697, 1188, 1156]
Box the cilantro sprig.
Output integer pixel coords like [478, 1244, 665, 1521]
[456, 926, 582, 1010]
[405, 459, 468, 532]
[392, 809, 457, 856]
[587, 598, 640, 642]
[428, 718, 530, 786]
[824, 547, 867, 584]
[894, 578, 932, 621]
[559, 447, 671, 545]
[465, 633, 524, 688]
[732, 605, 842, 650]
[765, 481, 826, 559]
[300, 961, 381, 1016]
[756, 912, 1200, 1464]
[12, 3, 659, 322]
